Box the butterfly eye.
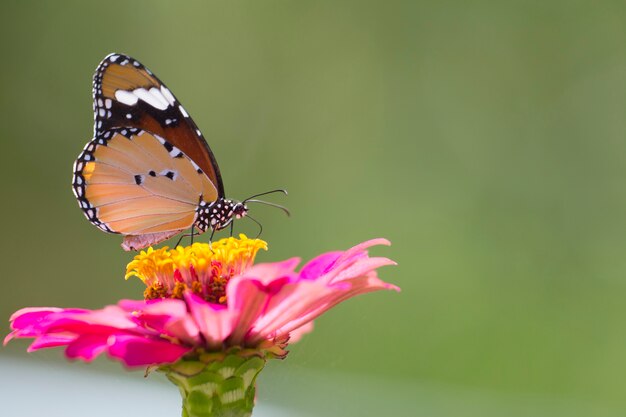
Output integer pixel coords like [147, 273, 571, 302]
[233, 203, 247, 216]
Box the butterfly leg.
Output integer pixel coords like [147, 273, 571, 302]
[174, 226, 197, 248]
[207, 227, 217, 252]
[174, 233, 186, 248]
[229, 221, 234, 237]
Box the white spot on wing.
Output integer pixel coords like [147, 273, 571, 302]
[115, 90, 139, 106]
[161, 86, 176, 106]
[148, 87, 170, 108]
[190, 159, 201, 172]
[160, 169, 178, 180]
[133, 88, 168, 110]
[179, 105, 189, 118]
[169, 145, 181, 157]
[105, 99, 112, 109]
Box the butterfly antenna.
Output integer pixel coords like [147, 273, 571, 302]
[246, 214, 264, 239]
[243, 189, 288, 203]
[245, 199, 291, 217]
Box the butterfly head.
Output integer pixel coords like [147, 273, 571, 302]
[233, 201, 248, 220]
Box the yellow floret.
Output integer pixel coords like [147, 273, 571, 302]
[125, 234, 267, 287]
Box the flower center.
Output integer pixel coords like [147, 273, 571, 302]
[125, 234, 267, 304]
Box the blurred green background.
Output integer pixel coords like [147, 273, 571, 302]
[2, 1, 626, 416]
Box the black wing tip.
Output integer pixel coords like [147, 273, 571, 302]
[102, 52, 134, 62]
[98, 53, 145, 70]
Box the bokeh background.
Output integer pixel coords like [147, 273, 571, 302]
[2, 1, 626, 416]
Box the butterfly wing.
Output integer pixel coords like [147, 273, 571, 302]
[92, 53, 224, 197]
[72, 127, 218, 250]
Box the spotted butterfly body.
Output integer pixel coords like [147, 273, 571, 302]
[72, 53, 248, 250]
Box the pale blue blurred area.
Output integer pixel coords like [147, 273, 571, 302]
[1, 354, 624, 417]
[0, 355, 299, 417]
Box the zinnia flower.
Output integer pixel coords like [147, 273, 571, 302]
[6, 235, 397, 417]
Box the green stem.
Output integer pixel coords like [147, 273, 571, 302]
[162, 354, 266, 417]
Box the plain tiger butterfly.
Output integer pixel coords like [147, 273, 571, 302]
[72, 53, 287, 251]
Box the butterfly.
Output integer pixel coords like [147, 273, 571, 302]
[72, 53, 287, 251]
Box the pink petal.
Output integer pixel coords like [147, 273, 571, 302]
[248, 279, 344, 342]
[121, 299, 189, 335]
[342, 272, 401, 294]
[27, 334, 76, 351]
[119, 299, 187, 317]
[242, 258, 300, 284]
[5, 308, 87, 343]
[299, 252, 342, 280]
[107, 334, 191, 367]
[165, 315, 201, 346]
[277, 273, 400, 338]
[45, 318, 135, 338]
[336, 238, 391, 265]
[6, 302, 193, 367]
[184, 293, 233, 346]
[9, 307, 65, 324]
[227, 276, 293, 344]
[248, 241, 397, 343]
[65, 334, 110, 361]
[329, 257, 398, 284]
[78, 305, 139, 329]
[37, 307, 140, 334]
[300, 239, 393, 286]
[117, 299, 151, 311]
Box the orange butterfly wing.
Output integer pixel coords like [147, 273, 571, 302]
[72, 128, 218, 249]
[92, 53, 224, 197]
